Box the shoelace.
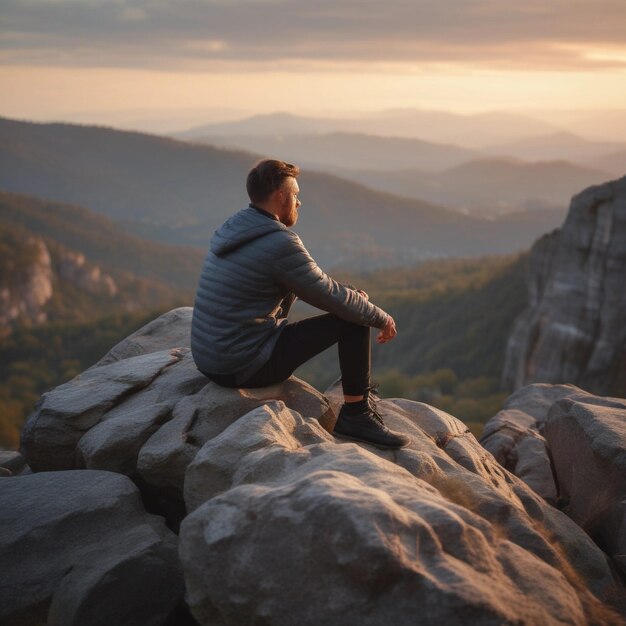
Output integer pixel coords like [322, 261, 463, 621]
[364, 383, 385, 426]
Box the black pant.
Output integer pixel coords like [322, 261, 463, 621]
[206, 313, 371, 395]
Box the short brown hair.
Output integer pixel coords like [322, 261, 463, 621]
[246, 159, 300, 204]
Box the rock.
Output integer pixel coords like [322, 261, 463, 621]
[184, 401, 334, 513]
[545, 394, 626, 577]
[93, 307, 193, 367]
[0, 236, 52, 334]
[179, 387, 625, 625]
[0, 450, 26, 475]
[480, 383, 587, 502]
[503, 174, 626, 397]
[17, 308, 626, 623]
[57, 249, 117, 296]
[20, 348, 187, 471]
[21, 311, 333, 505]
[0, 470, 183, 626]
[77, 401, 173, 475]
[138, 375, 333, 498]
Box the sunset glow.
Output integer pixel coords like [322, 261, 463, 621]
[1, 0, 625, 129]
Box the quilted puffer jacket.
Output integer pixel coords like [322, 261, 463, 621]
[191, 205, 389, 383]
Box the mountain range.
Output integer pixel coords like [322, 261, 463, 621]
[175, 110, 563, 147]
[329, 158, 610, 215]
[0, 116, 576, 268]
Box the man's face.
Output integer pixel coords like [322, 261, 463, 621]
[278, 177, 301, 227]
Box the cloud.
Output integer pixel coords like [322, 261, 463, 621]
[2, 0, 626, 71]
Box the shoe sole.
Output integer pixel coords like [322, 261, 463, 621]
[332, 431, 409, 450]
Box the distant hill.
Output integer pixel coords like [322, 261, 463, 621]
[185, 131, 480, 172]
[587, 149, 626, 177]
[175, 109, 560, 148]
[0, 189, 204, 292]
[482, 131, 626, 163]
[331, 158, 612, 215]
[0, 117, 254, 228]
[0, 189, 203, 337]
[0, 117, 577, 267]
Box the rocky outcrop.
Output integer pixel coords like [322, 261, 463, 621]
[13, 308, 626, 624]
[180, 388, 624, 625]
[93, 306, 193, 367]
[0, 236, 52, 332]
[0, 470, 183, 626]
[21, 307, 333, 511]
[503, 174, 626, 397]
[545, 394, 626, 578]
[480, 383, 588, 502]
[482, 383, 626, 582]
[0, 450, 27, 475]
[56, 249, 117, 296]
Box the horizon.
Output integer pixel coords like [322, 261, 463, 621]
[2, 0, 626, 137]
[3, 106, 626, 144]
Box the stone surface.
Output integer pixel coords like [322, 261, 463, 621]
[503, 174, 626, 397]
[138, 375, 333, 498]
[545, 394, 626, 577]
[480, 383, 587, 502]
[0, 470, 183, 626]
[20, 310, 334, 505]
[20, 348, 187, 471]
[180, 387, 625, 625]
[93, 306, 193, 367]
[16, 308, 626, 624]
[0, 449, 26, 475]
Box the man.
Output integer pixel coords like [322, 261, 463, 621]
[191, 159, 409, 449]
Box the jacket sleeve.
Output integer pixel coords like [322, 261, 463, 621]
[271, 231, 389, 328]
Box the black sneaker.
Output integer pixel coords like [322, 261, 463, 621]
[333, 390, 410, 449]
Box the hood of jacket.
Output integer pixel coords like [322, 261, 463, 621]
[210, 206, 287, 256]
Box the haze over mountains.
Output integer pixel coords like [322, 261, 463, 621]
[177, 111, 623, 216]
[0, 116, 580, 269]
[175, 108, 626, 148]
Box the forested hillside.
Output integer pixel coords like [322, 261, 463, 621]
[296, 253, 529, 434]
[0, 310, 162, 449]
[0, 252, 528, 449]
[0, 117, 564, 268]
[0, 190, 205, 291]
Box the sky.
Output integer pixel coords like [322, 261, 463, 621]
[2, 0, 626, 129]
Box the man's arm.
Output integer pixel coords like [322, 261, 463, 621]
[271, 231, 389, 328]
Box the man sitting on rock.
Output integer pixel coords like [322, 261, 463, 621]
[191, 159, 409, 449]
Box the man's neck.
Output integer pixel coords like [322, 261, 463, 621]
[249, 203, 279, 222]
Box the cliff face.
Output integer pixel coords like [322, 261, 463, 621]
[503, 174, 626, 396]
[0, 237, 53, 333]
[55, 249, 117, 296]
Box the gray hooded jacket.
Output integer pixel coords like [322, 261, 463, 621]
[191, 205, 389, 383]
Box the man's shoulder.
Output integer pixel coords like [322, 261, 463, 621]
[263, 228, 305, 252]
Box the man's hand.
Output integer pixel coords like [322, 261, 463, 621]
[377, 315, 397, 344]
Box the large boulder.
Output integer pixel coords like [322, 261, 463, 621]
[21, 348, 189, 472]
[545, 394, 626, 577]
[20, 310, 334, 508]
[0, 470, 183, 626]
[480, 383, 588, 502]
[16, 308, 626, 624]
[92, 306, 193, 367]
[0, 450, 26, 475]
[503, 174, 626, 396]
[180, 389, 625, 625]
[482, 383, 626, 586]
